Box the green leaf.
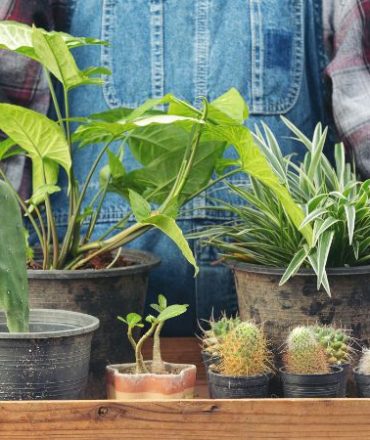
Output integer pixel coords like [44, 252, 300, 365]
[313, 217, 340, 245]
[158, 294, 167, 309]
[125, 312, 143, 327]
[157, 304, 188, 322]
[140, 214, 199, 275]
[28, 184, 61, 206]
[106, 149, 125, 178]
[207, 88, 249, 124]
[129, 190, 151, 222]
[317, 231, 334, 290]
[150, 304, 162, 313]
[0, 104, 71, 198]
[0, 21, 106, 61]
[279, 247, 309, 286]
[0, 138, 17, 160]
[32, 27, 103, 90]
[344, 204, 356, 245]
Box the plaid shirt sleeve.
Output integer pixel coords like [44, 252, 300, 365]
[325, 0, 370, 179]
[0, 0, 65, 194]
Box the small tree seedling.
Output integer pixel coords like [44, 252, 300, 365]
[118, 294, 188, 374]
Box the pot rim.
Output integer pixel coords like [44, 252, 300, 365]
[27, 249, 160, 279]
[207, 369, 272, 380]
[353, 367, 370, 377]
[279, 365, 343, 378]
[0, 309, 99, 339]
[226, 260, 370, 277]
[106, 361, 196, 377]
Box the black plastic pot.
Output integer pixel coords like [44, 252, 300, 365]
[0, 309, 99, 400]
[354, 368, 370, 397]
[338, 363, 351, 397]
[280, 366, 344, 398]
[28, 249, 160, 398]
[229, 262, 370, 349]
[208, 369, 271, 398]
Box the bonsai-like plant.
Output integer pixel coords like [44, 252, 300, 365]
[194, 118, 370, 296]
[0, 21, 311, 274]
[0, 180, 29, 331]
[117, 294, 187, 374]
[215, 321, 272, 376]
[199, 312, 241, 359]
[313, 325, 353, 366]
[284, 326, 330, 374]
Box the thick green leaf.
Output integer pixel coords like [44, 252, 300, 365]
[126, 312, 143, 327]
[157, 304, 188, 322]
[0, 104, 71, 197]
[140, 214, 198, 274]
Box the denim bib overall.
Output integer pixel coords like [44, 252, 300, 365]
[55, 0, 327, 334]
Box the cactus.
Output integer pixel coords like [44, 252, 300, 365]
[200, 313, 241, 357]
[284, 326, 330, 374]
[357, 349, 370, 375]
[217, 321, 271, 377]
[0, 180, 29, 332]
[313, 325, 352, 365]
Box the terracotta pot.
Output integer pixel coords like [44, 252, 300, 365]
[106, 361, 196, 400]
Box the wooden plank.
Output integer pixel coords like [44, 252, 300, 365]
[1, 399, 370, 439]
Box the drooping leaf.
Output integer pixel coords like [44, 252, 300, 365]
[140, 214, 198, 275]
[0, 104, 71, 199]
[279, 247, 309, 286]
[129, 190, 151, 222]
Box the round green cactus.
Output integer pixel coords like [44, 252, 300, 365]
[313, 325, 351, 365]
[284, 326, 330, 374]
[217, 321, 272, 377]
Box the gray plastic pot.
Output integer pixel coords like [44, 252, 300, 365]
[28, 249, 160, 398]
[229, 262, 370, 348]
[354, 368, 370, 397]
[0, 309, 99, 400]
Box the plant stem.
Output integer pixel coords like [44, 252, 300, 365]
[58, 138, 114, 268]
[135, 322, 157, 374]
[44, 69, 64, 131]
[151, 321, 165, 374]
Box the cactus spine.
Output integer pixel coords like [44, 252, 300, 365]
[217, 321, 271, 376]
[0, 180, 29, 332]
[313, 325, 351, 365]
[284, 326, 330, 374]
[201, 314, 241, 358]
[358, 349, 370, 375]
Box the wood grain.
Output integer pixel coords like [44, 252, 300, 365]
[1, 399, 370, 439]
[1, 338, 369, 440]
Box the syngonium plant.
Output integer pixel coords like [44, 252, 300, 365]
[118, 294, 187, 374]
[0, 22, 311, 276]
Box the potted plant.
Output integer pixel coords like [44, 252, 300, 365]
[313, 325, 354, 396]
[353, 348, 370, 397]
[280, 326, 343, 398]
[106, 295, 196, 399]
[0, 22, 309, 396]
[194, 118, 370, 347]
[207, 321, 273, 398]
[0, 179, 99, 400]
[198, 313, 240, 369]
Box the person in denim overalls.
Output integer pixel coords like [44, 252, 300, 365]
[52, 0, 330, 334]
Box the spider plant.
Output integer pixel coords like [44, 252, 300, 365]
[193, 118, 370, 296]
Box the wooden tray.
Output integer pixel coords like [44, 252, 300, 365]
[1, 338, 369, 439]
